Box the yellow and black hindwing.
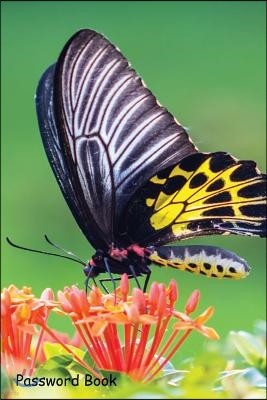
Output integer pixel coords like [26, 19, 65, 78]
[122, 152, 266, 247]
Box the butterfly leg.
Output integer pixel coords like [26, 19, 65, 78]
[84, 265, 97, 293]
[143, 268, 151, 292]
[99, 276, 129, 294]
[103, 257, 117, 294]
[128, 265, 142, 289]
[99, 272, 149, 293]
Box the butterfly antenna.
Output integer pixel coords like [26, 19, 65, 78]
[6, 237, 85, 266]
[44, 234, 86, 265]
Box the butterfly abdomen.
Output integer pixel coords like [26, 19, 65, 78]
[149, 245, 250, 279]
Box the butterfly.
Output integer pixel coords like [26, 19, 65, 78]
[35, 29, 266, 290]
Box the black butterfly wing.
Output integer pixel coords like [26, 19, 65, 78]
[36, 64, 106, 250]
[36, 29, 197, 249]
[121, 152, 266, 247]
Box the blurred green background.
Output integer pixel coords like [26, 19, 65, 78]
[2, 1, 266, 367]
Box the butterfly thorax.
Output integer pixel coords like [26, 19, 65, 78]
[84, 245, 153, 278]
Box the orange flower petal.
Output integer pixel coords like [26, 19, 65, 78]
[15, 303, 31, 322]
[57, 290, 72, 313]
[124, 303, 140, 323]
[195, 306, 214, 325]
[120, 273, 129, 298]
[17, 323, 37, 335]
[169, 280, 178, 304]
[91, 320, 109, 336]
[40, 288, 54, 301]
[132, 288, 146, 313]
[149, 282, 159, 308]
[139, 314, 157, 324]
[197, 325, 220, 340]
[157, 291, 167, 316]
[185, 289, 200, 314]
[172, 310, 192, 322]
[173, 321, 194, 330]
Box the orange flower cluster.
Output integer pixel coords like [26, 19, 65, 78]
[1, 285, 55, 376]
[1, 276, 219, 382]
[58, 274, 219, 381]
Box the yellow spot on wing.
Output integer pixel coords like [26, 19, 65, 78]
[169, 166, 192, 179]
[151, 203, 184, 229]
[150, 176, 166, 184]
[155, 191, 176, 211]
[172, 223, 193, 237]
[146, 198, 155, 207]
